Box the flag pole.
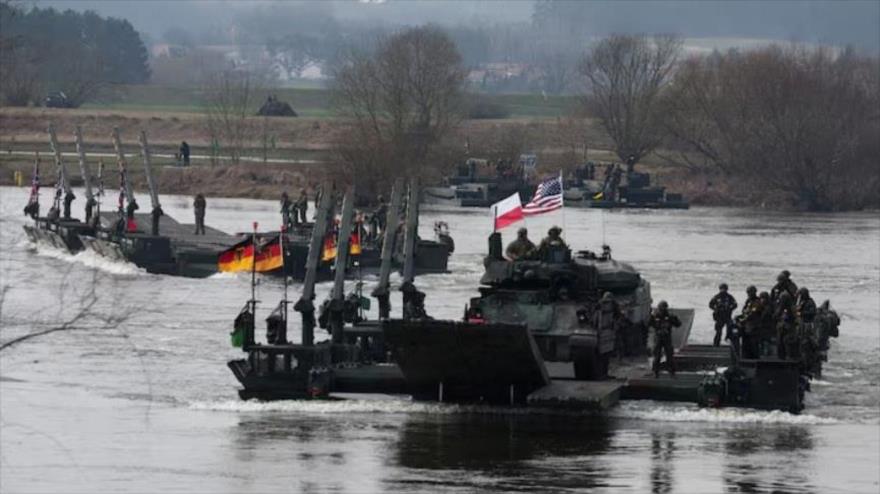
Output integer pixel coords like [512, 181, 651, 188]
[559, 170, 566, 241]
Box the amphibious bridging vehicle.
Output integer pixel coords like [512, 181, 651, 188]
[226, 189, 839, 413]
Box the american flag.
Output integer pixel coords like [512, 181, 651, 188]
[523, 173, 563, 216]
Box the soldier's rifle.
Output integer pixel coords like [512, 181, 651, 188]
[294, 182, 335, 346]
[371, 179, 404, 319]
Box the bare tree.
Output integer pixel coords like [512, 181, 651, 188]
[0, 267, 134, 352]
[331, 26, 466, 201]
[665, 44, 880, 211]
[578, 34, 682, 163]
[202, 70, 263, 165]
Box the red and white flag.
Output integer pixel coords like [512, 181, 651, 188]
[491, 193, 524, 231]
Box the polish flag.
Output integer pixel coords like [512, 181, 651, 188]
[492, 193, 524, 231]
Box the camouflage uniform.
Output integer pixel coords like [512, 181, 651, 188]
[505, 228, 536, 260]
[738, 286, 760, 359]
[537, 227, 567, 261]
[709, 285, 738, 347]
[193, 194, 206, 235]
[796, 288, 819, 375]
[280, 193, 292, 229]
[775, 292, 798, 360]
[649, 301, 681, 377]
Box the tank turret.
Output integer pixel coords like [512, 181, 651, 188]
[466, 236, 652, 379]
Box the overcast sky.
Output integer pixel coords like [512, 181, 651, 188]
[30, 0, 880, 50]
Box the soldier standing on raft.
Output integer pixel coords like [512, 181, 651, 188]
[771, 270, 798, 305]
[150, 204, 164, 236]
[738, 286, 760, 358]
[649, 300, 681, 378]
[62, 189, 76, 220]
[709, 283, 738, 347]
[370, 195, 388, 240]
[280, 192, 292, 230]
[193, 193, 206, 235]
[296, 188, 308, 224]
[775, 291, 798, 360]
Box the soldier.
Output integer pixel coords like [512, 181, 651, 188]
[796, 287, 817, 323]
[738, 286, 760, 358]
[649, 300, 681, 378]
[62, 189, 76, 220]
[193, 193, 206, 235]
[150, 204, 163, 236]
[796, 287, 819, 373]
[594, 292, 627, 360]
[505, 227, 536, 261]
[280, 192, 292, 230]
[757, 291, 774, 356]
[313, 184, 323, 219]
[296, 188, 308, 224]
[771, 271, 798, 305]
[813, 300, 840, 376]
[709, 283, 738, 347]
[371, 195, 388, 239]
[179, 141, 191, 167]
[775, 291, 798, 360]
[537, 226, 567, 260]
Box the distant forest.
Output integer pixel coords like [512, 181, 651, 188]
[0, 4, 150, 107]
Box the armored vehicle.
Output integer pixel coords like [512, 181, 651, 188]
[464, 233, 653, 380]
[422, 156, 537, 207]
[565, 160, 689, 209]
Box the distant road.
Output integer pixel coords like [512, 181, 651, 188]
[4, 150, 326, 166]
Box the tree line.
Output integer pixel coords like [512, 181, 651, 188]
[333, 27, 878, 211]
[0, 3, 150, 107]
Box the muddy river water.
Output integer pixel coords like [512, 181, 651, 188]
[1, 186, 878, 493]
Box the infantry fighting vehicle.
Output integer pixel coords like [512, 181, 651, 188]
[464, 234, 654, 380]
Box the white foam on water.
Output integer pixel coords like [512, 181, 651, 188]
[190, 398, 544, 416]
[207, 271, 244, 280]
[614, 403, 838, 425]
[34, 244, 145, 276]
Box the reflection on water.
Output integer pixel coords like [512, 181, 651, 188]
[650, 432, 675, 494]
[722, 426, 816, 494]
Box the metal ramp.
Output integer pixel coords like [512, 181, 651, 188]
[382, 320, 550, 404]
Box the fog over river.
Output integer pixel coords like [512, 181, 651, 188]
[1, 186, 877, 493]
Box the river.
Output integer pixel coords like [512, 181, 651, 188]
[1, 186, 878, 493]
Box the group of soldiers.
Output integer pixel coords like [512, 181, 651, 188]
[504, 226, 568, 262]
[707, 270, 839, 376]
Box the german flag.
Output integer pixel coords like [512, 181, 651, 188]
[218, 235, 284, 273]
[255, 235, 284, 272]
[321, 232, 337, 262]
[321, 227, 362, 261]
[349, 227, 362, 256]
